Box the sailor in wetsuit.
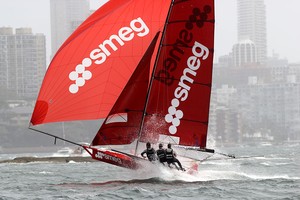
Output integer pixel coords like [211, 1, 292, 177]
[156, 143, 167, 164]
[165, 143, 185, 171]
[141, 142, 156, 161]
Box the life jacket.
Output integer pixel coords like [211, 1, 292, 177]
[156, 149, 166, 161]
[165, 148, 174, 160]
[146, 148, 156, 161]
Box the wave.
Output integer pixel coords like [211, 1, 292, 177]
[260, 161, 297, 167]
[198, 169, 300, 181]
[238, 172, 300, 180]
[57, 172, 300, 190]
[58, 177, 212, 188]
[94, 177, 189, 185]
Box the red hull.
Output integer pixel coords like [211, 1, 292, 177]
[83, 146, 143, 169]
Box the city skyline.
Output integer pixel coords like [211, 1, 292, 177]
[0, 0, 299, 64]
[237, 0, 267, 64]
[1, 0, 299, 150]
[50, 0, 90, 56]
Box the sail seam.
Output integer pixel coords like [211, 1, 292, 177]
[168, 19, 215, 24]
[153, 77, 212, 87]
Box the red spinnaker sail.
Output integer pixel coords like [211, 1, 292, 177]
[140, 0, 215, 148]
[31, 0, 172, 125]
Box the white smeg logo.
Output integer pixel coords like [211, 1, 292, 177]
[165, 99, 183, 134]
[165, 41, 209, 134]
[95, 151, 122, 164]
[95, 151, 104, 159]
[68, 17, 150, 94]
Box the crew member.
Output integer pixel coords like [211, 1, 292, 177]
[141, 142, 156, 161]
[165, 143, 185, 171]
[156, 143, 167, 164]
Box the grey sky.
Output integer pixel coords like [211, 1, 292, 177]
[0, 0, 299, 63]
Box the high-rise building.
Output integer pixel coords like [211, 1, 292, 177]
[0, 27, 46, 99]
[50, 0, 90, 57]
[237, 0, 267, 64]
[232, 39, 258, 67]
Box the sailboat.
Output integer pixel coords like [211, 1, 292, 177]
[30, 0, 216, 170]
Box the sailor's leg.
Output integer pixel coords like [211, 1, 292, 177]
[167, 160, 172, 168]
[174, 158, 184, 171]
[172, 162, 179, 170]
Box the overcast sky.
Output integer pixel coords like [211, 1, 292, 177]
[0, 0, 299, 64]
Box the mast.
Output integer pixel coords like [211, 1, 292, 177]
[134, 0, 175, 155]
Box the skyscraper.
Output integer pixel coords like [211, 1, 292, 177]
[50, 0, 90, 57]
[0, 27, 46, 99]
[237, 0, 267, 64]
[232, 39, 258, 67]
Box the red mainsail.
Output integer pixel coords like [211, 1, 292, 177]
[140, 0, 215, 148]
[31, 0, 172, 125]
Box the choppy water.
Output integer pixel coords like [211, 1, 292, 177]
[1, 144, 299, 200]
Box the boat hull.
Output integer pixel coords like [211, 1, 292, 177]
[83, 146, 143, 169]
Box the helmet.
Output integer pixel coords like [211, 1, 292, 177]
[159, 143, 163, 148]
[146, 142, 151, 148]
[167, 143, 171, 148]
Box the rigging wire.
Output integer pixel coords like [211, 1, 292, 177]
[28, 126, 84, 147]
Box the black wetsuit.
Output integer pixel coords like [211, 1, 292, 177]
[156, 148, 167, 163]
[141, 147, 156, 161]
[165, 148, 184, 170]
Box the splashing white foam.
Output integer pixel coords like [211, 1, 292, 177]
[128, 158, 299, 182]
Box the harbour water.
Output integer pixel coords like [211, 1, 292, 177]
[0, 144, 299, 200]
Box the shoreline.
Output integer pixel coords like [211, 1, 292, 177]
[0, 156, 96, 164]
[0, 146, 70, 154]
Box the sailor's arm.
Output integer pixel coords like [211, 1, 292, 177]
[173, 150, 177, 157]
[141, 150, 147, 158]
